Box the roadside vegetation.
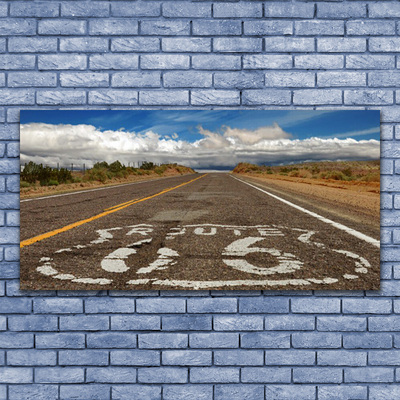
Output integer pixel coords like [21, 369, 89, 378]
[233, 160, 380, 183]
[20, 160, 195, 198]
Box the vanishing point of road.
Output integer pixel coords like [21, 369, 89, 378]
[20, 173, 380, 291]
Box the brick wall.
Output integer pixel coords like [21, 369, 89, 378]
[1, 1, 399, 399]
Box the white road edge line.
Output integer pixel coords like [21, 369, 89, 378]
[231, 175, 380, 248]
[21, 174, 189, 203]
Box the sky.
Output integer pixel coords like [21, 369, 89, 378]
[20, 110, 380, 170]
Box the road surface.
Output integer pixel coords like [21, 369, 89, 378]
[20, 173, 380, 291]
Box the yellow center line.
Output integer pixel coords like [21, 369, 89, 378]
[103, 198, 141, 211]
[21, 174, 207, 249]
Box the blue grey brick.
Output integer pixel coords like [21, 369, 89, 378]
[36, 333, 85, 349]
[112, 2, 160, 17]
[37, 90, 86, 105]
[296, 55, 344, 69]
[191, 90, 239, 105]
[60, 385, 110, 400]
[89, 19, 138, 35]
[265, 385, 315, 400]
[343, 299, 391, 314]
[38, 54, 87, 70]
[241, 332, 290, 349]
[163, 385, 212, 400]
[371, 386, 400, 400]
[60, 315, 109, 331]
[346, 55, 395, 70]
[189, 333, 238, 348]
[190, 367, 239, 383]
[239, 297, 288, 313]
[265, 315, 314, 331]
[162, 38, 210, 53]
[244, 21, 292, 36]
[317, 316, 366, 331]
[369, 350, 400, 366]
[0, 55, 35, 70]
[0, 73, 4, 87]
[214, 38, 262, 53]
[140, 90, 188, 105]
[214, 384, 264, 400]
[243, 89, 291, 105]
[187, 298, 237, 313]
[369, 316, 400, 331]
[111, 38, 160, 52]
[318, 38, 366, 53]
[0, 316, 5, 331]
[369, 2, 400, 18]
[0, 262, 19, 278]
[380, 247, 400, 262]
[0, 367, 32, 383]
[265, 72, 314, 88]
[9, 72, 56, 88]
[62, 2, 110, 17]
[9, 37, 57, 53]
[11, 2, 59, 17]
[381, 229, 392, 244]
[60, 72, 109, 88]
[90, 54, 138, 70]
[112, 385, 161, 400]
[0, 19, 36, 36]
[318, 3, 366, 19]
[347, 20, 395, 36]
[139, 333, 187, 349]
[394, 265, 400, 279]
[0, 193, 18, 209]
[265, 2, 314, 18]
[141, 54, 189, 70]
[87, 332, 136, 348]
[193, 55, 241, 70]
[141, 20, 189, 36]
[60, 38, 109, 53]
[369, 71, 400, 87]
[87, 367, 136, 383]
[138, 367, 187, 383]
[110, 350, 159, 366]
[214, 350, 263, 366]
[345, 367, 393, 383]
[370, 38, 400, 53]
[9, 385, 58, 400]
[163, 71, 211, 88]
[318, 72, 366, 87]
[7, 349, 56, 366]
[0, 3, 6, 17]
[35, 367, 84, 383]
[193, 20, 241, 36]
[382, 175, 400, 190]
[85, 298, 135, 313]
[34, 298, 83, 313]
[89, 90, 138, 105]
[0, 297, 31, 313]
[295, 20, 344, 36]
[318, 385, 367, 400]
[163, 2, 210, 18]
[293, 367, 342, 383]
[39, 19, 86, 35]
[5, 175, 20, 192]
[292, 298, 341, 313]
[162, 350, 211, 366]
[318, 350, 366, 366]
[111, 315, 160, 330]
[242, 367, 291, 383]
[395, 300, 400, 313]
[343, 333, 392, 349]
[294, 89, 342, 105]
[213, 3, 262, 18]
[345, 89, 393, 105]
[265, 350, 315, 365]
[292, 333, 341, 349]
[0, 333, 33, 348]
[265, 37, 314, 53]
[8, 315, 57, 331]
[59, 350, 109, 366]
[162, 315, 211, 331]
[214, 315, 263, 331]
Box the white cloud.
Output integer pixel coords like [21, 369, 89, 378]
[20, 122, 380, 169]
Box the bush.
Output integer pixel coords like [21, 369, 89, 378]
[141, 161, 155, 170]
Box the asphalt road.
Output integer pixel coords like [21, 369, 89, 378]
[20, 173, 380, 291]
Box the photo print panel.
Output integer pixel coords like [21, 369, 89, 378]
[20, 110, 380, 290]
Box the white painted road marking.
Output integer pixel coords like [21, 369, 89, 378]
[231, 175, 380, 248]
